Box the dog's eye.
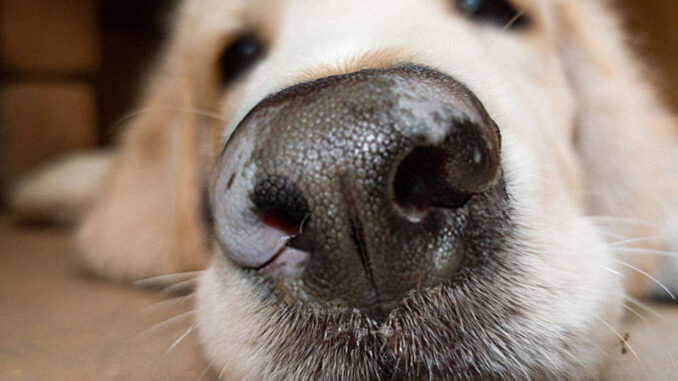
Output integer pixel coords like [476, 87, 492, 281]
[218, 33, 264, 86]
[455, 0, 529, 29]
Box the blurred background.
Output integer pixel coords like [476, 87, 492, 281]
[0, 0, 676, 203]
[0, 0, 170, 204]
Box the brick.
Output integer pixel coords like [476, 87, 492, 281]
[0, 82, 97, 186]
[0, 0, 100, 72]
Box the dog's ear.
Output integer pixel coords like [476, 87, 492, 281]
[76, 43, 209, 281]
[556, 0, 678, 298]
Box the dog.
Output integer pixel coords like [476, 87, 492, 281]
[12, 0, 678, 379]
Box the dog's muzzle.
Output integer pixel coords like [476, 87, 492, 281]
[211, 65, 507, 319]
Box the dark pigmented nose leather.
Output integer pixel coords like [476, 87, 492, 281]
[212, 65, 509, 319]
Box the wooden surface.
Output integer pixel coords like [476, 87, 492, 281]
[0, 219, 210, 380]
[0, 218, 676, 380]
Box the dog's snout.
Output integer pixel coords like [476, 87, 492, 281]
[212, 65, 506, 318]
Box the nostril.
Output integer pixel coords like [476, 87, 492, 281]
[260, 208, 305, 236]
[251, 176, 310, 237]
[393, 146, 471, 221]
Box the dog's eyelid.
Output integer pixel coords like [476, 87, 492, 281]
[454, 0, 530, 30]
[218, 31, 266, 87]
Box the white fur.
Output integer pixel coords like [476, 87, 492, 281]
[9, 151, 113, 224]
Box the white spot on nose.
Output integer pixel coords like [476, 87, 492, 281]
[473, 149, 482, 164]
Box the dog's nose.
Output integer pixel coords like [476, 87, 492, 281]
[212, 65, 504, 318]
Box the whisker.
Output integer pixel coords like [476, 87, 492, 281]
[612, 247, 678, 260]
[198, 360, 215, 381]
[613, 260, 676, 300]
[622, 304, 678, 375]
[603, 266, 625, 278]
[500, 10, 526, 33]
[138, 294, 195, 317]
[624, 295, 665, 321]
[163, 324, 195, 358]
[134, 271, 204, 288]
[622, 303, 645, 321]
[598, 231, 632, 241]
[583, 216, 656, 227]
[595, 317, 648, 377]
[160, 278, 199, 296]
[298, 214, 311, 236]
[606, 236, 659, 247]
[485, 9, 527, 57]
[110, 107, 227, 135]
[218, 363, 229, 380]
[136, 310, 195, 341]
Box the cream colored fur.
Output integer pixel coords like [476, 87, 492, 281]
[9, 151, 113, 224]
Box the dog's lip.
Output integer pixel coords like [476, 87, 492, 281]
[254, 243, 310, 279]
[252, 244, 286, 270]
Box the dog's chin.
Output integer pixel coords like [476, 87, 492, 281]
[195, 241, 615, 381]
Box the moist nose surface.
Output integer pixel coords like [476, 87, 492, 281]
[212, 65, 506, 318]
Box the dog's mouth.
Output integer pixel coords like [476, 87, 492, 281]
[254, 239, 309, 280]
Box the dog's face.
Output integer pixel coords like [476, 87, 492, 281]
[69, 0, 676, 379]
[171, 0, 628, 379]
[156, 1, 635, 379]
